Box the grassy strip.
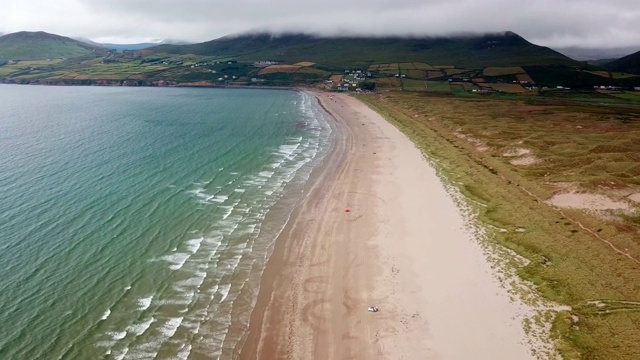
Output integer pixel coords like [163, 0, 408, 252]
[357, 93, 640, 360]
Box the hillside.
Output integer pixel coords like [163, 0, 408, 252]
[0, 31, 102, 60]
[2, 30, 638, 92]
[153, 32, 577, 68]
[606, 49, 640, 74]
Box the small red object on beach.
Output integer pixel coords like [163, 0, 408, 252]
[345, 209, 351, 213]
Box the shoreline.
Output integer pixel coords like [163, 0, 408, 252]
[237, 90, 350, 357]
[0, 79, 297, 90]
[239, 92, 540, 359]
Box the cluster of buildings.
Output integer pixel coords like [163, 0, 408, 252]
[343, 69, 372, 80]
[593, 85, 623, 91]
[332, 69, 372, 91]
[253, 61, 278, 68]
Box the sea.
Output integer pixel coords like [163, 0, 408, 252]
[0, 85, 334, 359]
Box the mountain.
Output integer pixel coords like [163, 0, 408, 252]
[0, 31, 102, 60]
[99, 38, 193, 51]
[3, 30, 633, 90]
[72, 36, 104, 48]
[553, 46, 639, 61]
[606, 49, 640, 74]
[153, 31, 576, 68]
[100, 43, 158, 51]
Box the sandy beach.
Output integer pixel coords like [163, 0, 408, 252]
[239, 92, 536, 359]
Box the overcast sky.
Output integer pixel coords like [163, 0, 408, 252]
[1, 0, 639, 48]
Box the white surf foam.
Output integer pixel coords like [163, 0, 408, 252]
[211, 195, 228, 203]
[109, 331, 127, 340]
[159, 317, 183, 338]
[184, 237, 203, 254]
[220, 205, 234, 220]
[278, 144, 300, 157]
[218, 283, 232, 303]
[128, 317, 155, 336]
[137, 295, 153, 311]
[112, 348, 128, 360]
[175, 271, 207, 289]
[175, 344, 192, 360]
[163, 252, 191, 271]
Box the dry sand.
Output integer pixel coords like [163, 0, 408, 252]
[548, 192, 631, 211]
[240, 92, 536, 359]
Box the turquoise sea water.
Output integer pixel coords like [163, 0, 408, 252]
[0, 85, 333, 359]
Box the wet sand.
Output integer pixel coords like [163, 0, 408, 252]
[239, 92, 536, 359]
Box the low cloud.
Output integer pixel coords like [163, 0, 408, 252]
[1, 0, 639, 49]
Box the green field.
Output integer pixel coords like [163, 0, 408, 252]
[426, 80, 451, 92]
[607, 91, 640, 101]
[611, 72, 639, 79]
[401, 78, 427, 91]
[450, 82, 477, 93]
[398, 62, 416, 70]
[412, 62, 438, 70]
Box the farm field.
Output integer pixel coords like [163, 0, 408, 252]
[607, 91, 640, 101]
[370, 62, 439, 71]
[450, 82, 477, 93]
[516, 73, 534, 83]
[611, 72, 639, 79]
[405, 69, 427, 79]
[258, 65, 301, 75]
[586, 70, 611, 78]
[373, 77, 402, 90]
[425, 80, 451, 92]
[401, 78, 427, 91]
[445, 68, 469, 76]
[413, 62, 438, 70]
[358, 92, 640, 360]
[483, 66, 526, 76]
[427, 70, 445, 79]
[478, 82, 528, 93]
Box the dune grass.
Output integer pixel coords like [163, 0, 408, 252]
[358, 92, 640, 360]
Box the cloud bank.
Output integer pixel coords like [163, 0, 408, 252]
[1, 0, 639, 49]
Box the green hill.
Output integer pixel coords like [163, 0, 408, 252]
[606, 49, 640, 74]
[3, 30, 633, 90]
[0, 31, 101, 60]
[153, 32, 577, 68]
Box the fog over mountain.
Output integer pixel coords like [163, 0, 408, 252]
[1, 0, 639, 48]
[555, 46, 640, 61]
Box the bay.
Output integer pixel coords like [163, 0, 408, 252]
[0, 85, 332, 359]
